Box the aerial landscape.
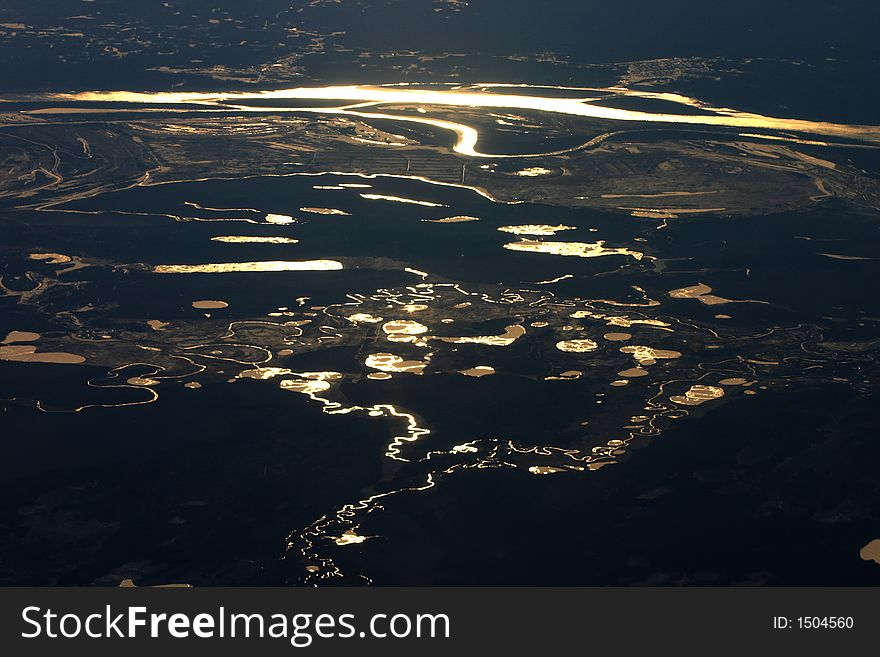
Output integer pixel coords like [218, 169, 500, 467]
[1, 0, 879, 586]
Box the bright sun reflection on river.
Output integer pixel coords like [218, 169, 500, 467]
[10, 83, 878, 158]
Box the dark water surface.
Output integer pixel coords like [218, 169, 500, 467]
[1, 1, 879, 586]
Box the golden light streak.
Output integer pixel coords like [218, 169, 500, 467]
[154, 260, 343, 273]
[38, 84, 880, 158]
